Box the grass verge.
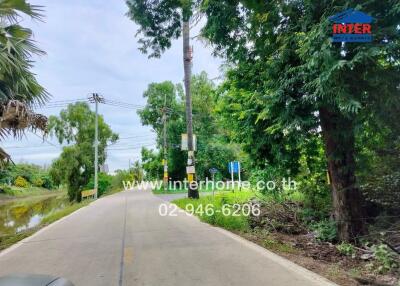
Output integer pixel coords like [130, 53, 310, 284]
[153, 183, 249, 194]
[0, 200, 91, 251]
[0, 186, 66, 201]
[40, 200, 91, 225]
[172, 191, 256, 231]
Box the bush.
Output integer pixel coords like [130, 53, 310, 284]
[0, 163, 54, 189]
[366, 244, 399, 274]
[111, 170, 134, 191]
[14, 176, 28, 188]
[32, 177, 44, 187]
[0, 184, 11, 194]
[41, 175, 54, 189]
[336, 242, 355, 257]
[86, 173, 113, 197]
[249, 167, 284, 195]
[296, 173, 331, 212]
[311, 219, 337, 242]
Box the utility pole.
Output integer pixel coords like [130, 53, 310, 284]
[162, 92, 168, 192]
[89, 93, 104, 199]
[183, 20, 199, 199]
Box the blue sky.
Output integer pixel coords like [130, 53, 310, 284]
[3, 0, 222, 172]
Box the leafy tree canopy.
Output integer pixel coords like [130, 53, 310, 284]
[126, 0, 198, 57]
[49, 103, 118, 201]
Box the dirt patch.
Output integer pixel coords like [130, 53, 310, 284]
[239, 230, 399, 286]
[241, 199, 400, 286]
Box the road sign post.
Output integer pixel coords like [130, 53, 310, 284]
[230, 162, 234, 191]
[209, 168, 218, 197]
[228, 161, 241, 192]
[238, 161, 241, 191]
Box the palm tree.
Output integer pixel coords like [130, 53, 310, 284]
[0, 0, 48, 166]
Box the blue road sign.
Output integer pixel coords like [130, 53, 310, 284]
[228, 161, 240, 174]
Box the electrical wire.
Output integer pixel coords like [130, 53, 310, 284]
[117, 134, 155, 140]
[29, 131, 61, 149]
[106, 143, 156, 151]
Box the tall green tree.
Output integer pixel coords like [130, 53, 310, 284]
[141, 147, 163, 180]
[139, 73, 241, 182]
[126, 0, 200, 198]
[49, 103, 118, 201]
[185, 72, 240, 179]
[138, 81, 186, 180]
[0, 0, 49, 165]
[201, 1, 400, 241]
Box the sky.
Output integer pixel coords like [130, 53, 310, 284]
[3, 0, 222, 172]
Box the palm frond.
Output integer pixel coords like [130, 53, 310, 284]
[0, 100, 47, 139]
[0, 146, 12, 167]
[0, 0, 44, 23]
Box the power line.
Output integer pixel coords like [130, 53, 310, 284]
[111, 138, 156, 144]
[35, 97, 145, 111]
[117, 134, 155, 140]
[36, 100, 88, 109]
[103, 99, 143, 107]
[102, 102, 143, 110]
[106, 143, 156, 151]
[2, 145, 55, 149]
[29, 131, 61, 149]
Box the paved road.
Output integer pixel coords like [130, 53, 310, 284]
[0, 190, 336, 286]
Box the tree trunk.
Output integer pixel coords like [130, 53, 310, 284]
[182, 20, 199, 199]
[319, 106, 366, 242]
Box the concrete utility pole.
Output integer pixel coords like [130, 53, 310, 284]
[162, 92, 168, 192]
[89, 93, 104, 199]
[183, 20, 199, 199]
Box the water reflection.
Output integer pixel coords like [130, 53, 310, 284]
[0, 196, 68, 237]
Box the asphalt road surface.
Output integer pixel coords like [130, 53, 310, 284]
[0, 190, 337, 286]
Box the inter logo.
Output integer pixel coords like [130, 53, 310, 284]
[329, 9, 373, 43]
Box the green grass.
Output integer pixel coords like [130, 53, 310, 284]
[153, 181, 250, 194]
[0, 199, 91, 251]
[153, 187, 188, 194]
[263, 238, 297, 253]
[0, 230, 36, 251]
[0, 186, 65, 199]
[172, 191, 257, 231]
[153, 184, 216, 194]
[41, 200, 91, 225]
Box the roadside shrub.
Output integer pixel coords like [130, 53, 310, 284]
[336, 242, 355, 257]
[296, 173, 331, 213]
[86, 173, 113, 197]
[249, 200, 306, 234]
[14, 176, 28, 188]
[0, 184, 12, 194]
[41, 175, 54, 189]
[0, 163, 54, 190]
[249, 167, 284, 196]
[300, 208, 329, 224]
[111, 170, 134, 191]
[311, 219, 337, 242]
[366, 244, 399, 274]
[32, 177, 44, 187]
